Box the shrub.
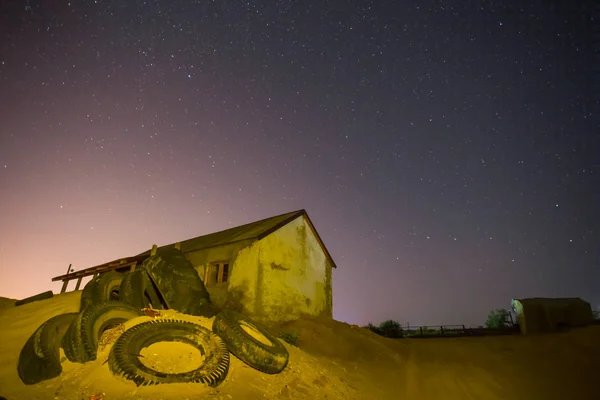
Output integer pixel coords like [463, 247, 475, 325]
[485, 308, 511, 328]
[366, 322, 382, 335]
[378, 319, 403, 338]
[279, 331, 299, 346]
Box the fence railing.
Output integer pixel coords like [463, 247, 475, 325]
[381, 324, 520, 338]
[400, 325, 466, 338]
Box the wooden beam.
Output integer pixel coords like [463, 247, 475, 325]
[52, 261, 137, 282]
[51, 256, 147, 282]
[74, 277, 83, 290]
[60, 280, 68, 294]
[217, 263, 224, 283]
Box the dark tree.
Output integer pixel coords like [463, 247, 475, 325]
[485, 309, 511, 328]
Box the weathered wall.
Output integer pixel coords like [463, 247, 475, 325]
[252, 215, 332, 323]
[222, 241, 260, 313]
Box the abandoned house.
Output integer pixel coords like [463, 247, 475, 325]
[53, 209, 336, 323]
[511, 297, 594, 335]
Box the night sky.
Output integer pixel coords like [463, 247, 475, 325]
[1, 0, 598, 328]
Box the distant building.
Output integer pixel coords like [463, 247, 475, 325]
[511, 298, 594, 335]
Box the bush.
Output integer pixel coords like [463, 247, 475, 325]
[485, 308, 511, 328]
[379, 320, 403, 338]
[278, 331, 299, 346]
[366, 322, 382, 335]
[366, 320, 403, 338]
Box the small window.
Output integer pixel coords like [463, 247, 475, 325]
[222, 263, 229, 282]
[205, 262, 229, 285]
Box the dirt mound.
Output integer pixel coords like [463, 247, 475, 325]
[0, 297, 16, 309]
[1, 293, 599, 400]
[271, 316, 405, 361]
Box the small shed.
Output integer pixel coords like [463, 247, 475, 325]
[136, 209, 336, 323]
[511, 297, 594, 335]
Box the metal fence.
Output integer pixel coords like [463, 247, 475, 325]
[394, 324, 520, 338]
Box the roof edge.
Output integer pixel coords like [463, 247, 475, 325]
[135, 209, 308, 257]
[58, 209, 337, 279]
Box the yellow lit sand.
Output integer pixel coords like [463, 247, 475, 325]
[139, 342, 205, 374]
[0, 292, 598, 399]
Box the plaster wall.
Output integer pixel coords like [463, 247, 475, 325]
[254, 216, 332, 322]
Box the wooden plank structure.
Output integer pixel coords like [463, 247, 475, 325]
[51, 243, 173, 294]
[51, 254, 144, 294]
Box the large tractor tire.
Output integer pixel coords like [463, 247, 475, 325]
[80, 271, 125, 311]
[119, 269, 164, 310]
[212, 309, 288, 374]
[17, 312, 78, 385]
[62, 301, 143, 364]
[109, 319, 229, 387]
[141, 248, 215, 317]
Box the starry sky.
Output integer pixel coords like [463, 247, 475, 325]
[1, 0, 598, 327]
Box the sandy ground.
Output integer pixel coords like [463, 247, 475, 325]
[0, 292, 598, 400]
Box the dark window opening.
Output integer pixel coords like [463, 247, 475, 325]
[205, 262, 230, 285]
[222, 263, 229, 282]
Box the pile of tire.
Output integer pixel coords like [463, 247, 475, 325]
[106, 248, 289, 387]
[17, 248, 289, 388]
[18, 269, 152, 385]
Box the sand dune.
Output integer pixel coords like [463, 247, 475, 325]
[0, 297, 16, 310]
[0, 292, 598, 400]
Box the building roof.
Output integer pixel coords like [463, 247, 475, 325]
[512, 297, 591, 306]
[136, 209, 337, 268]
[52, 209, 337, 283]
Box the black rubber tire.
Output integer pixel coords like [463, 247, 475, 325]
[62, 300, 143, 364]
[109, 319, 229, 387]
[17, 312, 78, 385]
[15, 290, 54, 307]
[212, 309, 288, 374]
[119, 269, 164, 310]
[80, 271, 125, 310]
[141, 248, 214, 317]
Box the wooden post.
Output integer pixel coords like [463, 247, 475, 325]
[130, 261, 137, 272]
[419, 327, 423, 337]
[174, 242, 181, 250]
[74, 277, 83, 290]
[440, 326, 444, 336]
[60, 280, 69, 294]
[217, 263, 224, 283]
[150, 244, 158, 256]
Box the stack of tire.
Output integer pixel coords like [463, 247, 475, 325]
[17, 268, 153, 385]
[17, 248, 289, 387]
